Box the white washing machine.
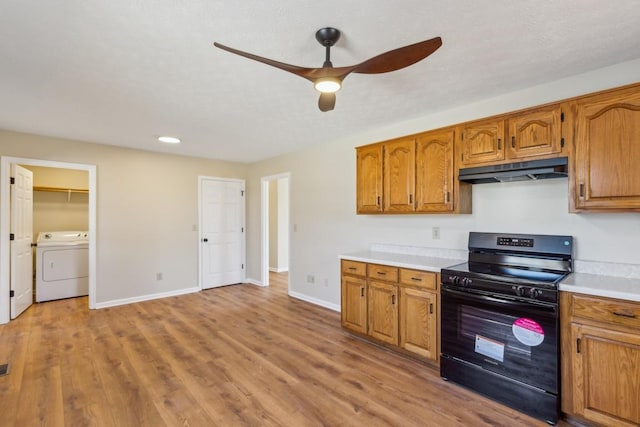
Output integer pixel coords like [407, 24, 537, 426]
[36, 231, 89, 302]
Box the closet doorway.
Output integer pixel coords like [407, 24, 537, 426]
[0, 157, 97, 324]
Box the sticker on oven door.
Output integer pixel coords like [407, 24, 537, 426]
[512, 318, 545, 346]
[474, 335, 505, 362]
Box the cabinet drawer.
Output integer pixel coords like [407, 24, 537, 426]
[341, 260, 366, 277]
[571, 294, 640, 329]
[368, 264, 399, 282]
[399, 268, 437, 290]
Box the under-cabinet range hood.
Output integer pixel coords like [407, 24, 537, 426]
[458, 157, 568, 184]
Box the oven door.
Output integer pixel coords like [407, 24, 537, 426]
[441, 287, 559, 393]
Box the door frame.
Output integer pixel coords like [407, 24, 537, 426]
[197, 176, 246, 290]
[0, 156, 97, 324]
[260, 172, 291, 290]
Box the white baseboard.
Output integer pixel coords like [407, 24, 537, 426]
[246, 278, 266, 287]
[268, 267, 289, 273]
[95, 286, 200, 309]
[288, 291, 340, 312]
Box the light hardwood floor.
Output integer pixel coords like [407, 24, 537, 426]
[0, 273, 567, 426]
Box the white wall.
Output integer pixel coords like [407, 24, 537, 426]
[0, 131, 247, 306]
[268, 178, 290, 272]
[26, 166, 89, 239]
[268, 180, 278, 269]
[277, 178, 289, 272]
[245, 58, 640, 310]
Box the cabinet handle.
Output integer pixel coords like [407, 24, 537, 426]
[377, 271, 387, 276]
[579, 183, 584, 198]
[511, 136, 515, 148]
[377, 196, 381, 206]
[348, 267, 357, 271]
[613, 311, 637, 319]
[391, 294, 396, 305]
[429, 303, 433, 314]
[409, 194, 413, 204]
[576, 338, 581, 354]
[497, 138, 501, 150]
[445, 191, 450, 203]
[411, 277, 422, 282]
[360, 287, 365, 297]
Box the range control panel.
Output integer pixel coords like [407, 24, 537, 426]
[497, 237, 534, 247]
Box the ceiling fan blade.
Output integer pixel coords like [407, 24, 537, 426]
[214, 42, 317, 81]
[352, 37, 442, 74]
[318, 92, 336, 112]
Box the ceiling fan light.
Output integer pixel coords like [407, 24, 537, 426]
[314, 78, 341, 93]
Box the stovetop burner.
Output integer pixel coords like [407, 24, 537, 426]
[447, 261, 568, 286]
[441, 232, 573, 304]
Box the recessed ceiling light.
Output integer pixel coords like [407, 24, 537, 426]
[158, 136, 181, 144]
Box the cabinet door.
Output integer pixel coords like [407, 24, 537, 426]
[399, 287, 437, 360]
[416, 130, 454, 212]
[507, 105, 563, 159]
[383, 138, 416, 212]
[571, 323, 640, 426]
[341, 275, 367, 334]
[459, 119, 506, 166]
[574, 86, 640, 210]
[367, 280, 398, 345]
[356, 145, 383, 213]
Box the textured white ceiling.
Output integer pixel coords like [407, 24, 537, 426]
[1, 0, 639, 163]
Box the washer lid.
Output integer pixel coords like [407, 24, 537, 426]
[37, 231, 89, 245]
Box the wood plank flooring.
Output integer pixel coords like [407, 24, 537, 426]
[0, 273, 568, 426]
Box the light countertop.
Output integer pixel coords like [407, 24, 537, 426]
[559, 273, 640, 302]
[340, 251, 463, 273]
[341, 250, 640, 303]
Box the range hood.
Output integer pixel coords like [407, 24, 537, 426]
[459, 157, 568, 184]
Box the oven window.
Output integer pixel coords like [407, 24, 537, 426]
[460, 305, 532, 362]
[441, 290, 559, 393]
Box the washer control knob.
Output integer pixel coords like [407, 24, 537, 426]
[515, 286, 527, 297]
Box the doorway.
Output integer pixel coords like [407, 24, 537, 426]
[260, 173, 290, 290]
[0, 156, 97, 325]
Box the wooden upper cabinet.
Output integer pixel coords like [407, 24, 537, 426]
[356, 144, 383, 213]
[458, 119, 506, 166]
[383, 138, 416, 212]
[416, 130, 454, 212]
[507, 105, 563, 159]
[574, 85, 640, 210]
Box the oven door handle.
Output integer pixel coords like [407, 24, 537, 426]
[442, 287, 557, 315]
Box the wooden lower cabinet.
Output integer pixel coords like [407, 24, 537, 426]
[341, 260, 439, 362]
[561, 292, 640, 426]
[341, 275, 367, 334]
[367, 280, 399, 345]
[341, 260, 367, 334]
[399, 287, 437, 360]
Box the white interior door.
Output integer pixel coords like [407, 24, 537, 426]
[10, 164, 33, 318]
[200, 178, 245, 289]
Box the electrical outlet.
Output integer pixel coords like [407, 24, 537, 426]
[307, 275, 315, 284]
[432, 227, 440, 240]
[156, 272, 163, 280]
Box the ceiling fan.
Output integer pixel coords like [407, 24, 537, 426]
[214, 28, 442, 112]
